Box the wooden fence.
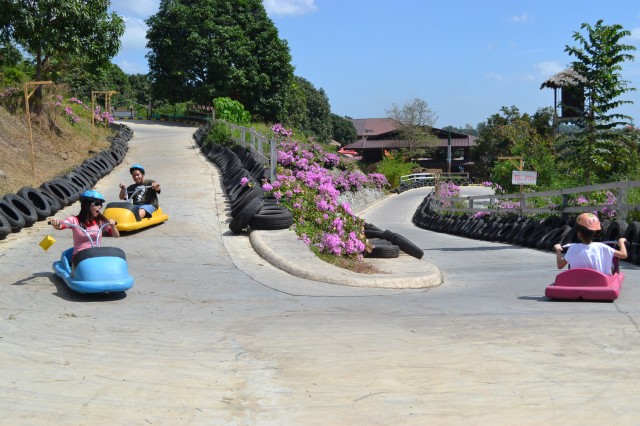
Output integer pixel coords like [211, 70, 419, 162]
[433, 180, 640, 220]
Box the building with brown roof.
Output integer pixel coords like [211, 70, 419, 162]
[343, 118, 477, 172]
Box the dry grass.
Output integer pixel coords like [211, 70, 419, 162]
[0, 95, 112, 195]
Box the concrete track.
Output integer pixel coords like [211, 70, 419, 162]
[1, 121, 639, 425]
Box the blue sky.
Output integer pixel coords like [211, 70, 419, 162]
[110, 0, 640, 128]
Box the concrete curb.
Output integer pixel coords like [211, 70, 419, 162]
[249, 228, 443, 289]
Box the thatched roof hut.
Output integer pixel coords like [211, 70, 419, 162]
[540, 67, 587, 89]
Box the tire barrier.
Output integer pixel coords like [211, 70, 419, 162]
[17, 187, 52, 221]
[0, 197, 27, 232]
[0, 211, 10, 240]
[193, 129, 274, 234]
[37, 187, 62, 216]
[623, 221, 640, 264]
[412, 194, 638, 263]
[3, 193, 38, 227]
[363, 228, 423, 259]
[0, 124, 133, 238]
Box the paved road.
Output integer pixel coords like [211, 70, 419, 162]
[1, 121, 639, 425]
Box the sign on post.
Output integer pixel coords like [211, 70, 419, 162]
[512, 171, 537, 185]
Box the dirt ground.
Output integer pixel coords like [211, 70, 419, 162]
[0, 105, 111, 196]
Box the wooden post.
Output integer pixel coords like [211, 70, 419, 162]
[24, 81, 52, 177]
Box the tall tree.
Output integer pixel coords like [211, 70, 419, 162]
[564, 20, 637, 184]
[0, 1, 124, 84]
[386, 97, 438, 158]
[331, 114, 357, 145]
[146, 0, 294, 122]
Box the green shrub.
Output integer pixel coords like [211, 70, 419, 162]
[204, 121, 233, 146]
[375, 156, 417, 189]
[213, 97, 251, 125]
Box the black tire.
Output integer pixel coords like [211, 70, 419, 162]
[365, 244, 400, 258]
[40, 180, 71, 207]
[17, 187, 52, 221]
[388, 232, 424, 259]
[231, 187, 263, 217]
[0, 198, 26, 232]
[38, 187, 62, 216]
[602, 219, 628, 242]
[229, 197, 264, 234]
[249, 207, 294, 230]
[51, 178, 80, 204]
[0, 211, 10, 239]
[3, 193, 38, 227]
[65, 171, 92, 192]
[368, 237, 392, 246]
[513, 222, 542, 246]
[77, 164, 101, 185]
[537, 225, 572, 251]
[623, 221, 640, 264]
[524, 224, 550, 248]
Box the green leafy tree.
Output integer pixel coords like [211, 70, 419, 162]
[0, 0, 124, 86]
[564, 20, 637, 184]
[472, 106, 556, 186]
[146, 0, 294, 122]
[386, 97, 438, 159]
[282, 77, 308, 132]
[331, 114, 357, 145]
[295, 76, 331, 142]
[127, 74, 152, 108]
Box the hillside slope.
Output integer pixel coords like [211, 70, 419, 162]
[0, 105, 111, 195]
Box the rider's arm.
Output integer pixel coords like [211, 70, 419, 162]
[554, 244, 568, 269]
[119, 183, 127, 200]
[614, 238, 628, 259]
[109, 221, 120, 238]
[151, 180, 160, 194]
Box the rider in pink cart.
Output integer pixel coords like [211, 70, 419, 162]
[554, 213, 627, 275]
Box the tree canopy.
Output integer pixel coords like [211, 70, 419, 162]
[146, 0, 294, 122]
[331, 114, 357, 145]
[386, 97, 438, 158]
[0, 0, 124, 82]
[563, 20, 637, 184]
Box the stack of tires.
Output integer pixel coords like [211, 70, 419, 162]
[0, 125, 133, 240]
[363, 222, 424, 259]
[195, 135, 293, 234]
[411, 194, 640, 265]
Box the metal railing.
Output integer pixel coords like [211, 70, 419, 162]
[432, 180, 640, 220]
[220, 120, 277, 182]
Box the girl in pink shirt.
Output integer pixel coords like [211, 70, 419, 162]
[50, 190, 120, 258]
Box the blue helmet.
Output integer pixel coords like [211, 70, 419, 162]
[129, 164, 145, 174]
[80, 190, 105, 202]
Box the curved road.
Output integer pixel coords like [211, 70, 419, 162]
[1, 121, 639, 425]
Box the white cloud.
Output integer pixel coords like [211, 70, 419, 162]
[121, 18, 149, 51]
[629, 27, 640, 40]
[509, 13, 529, 23]
[484, 72, 504, 82]
[533, 61, 565, 78]
[263, 0, 317, 16]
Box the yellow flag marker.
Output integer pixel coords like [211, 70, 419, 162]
[39, 235, 56, 251]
